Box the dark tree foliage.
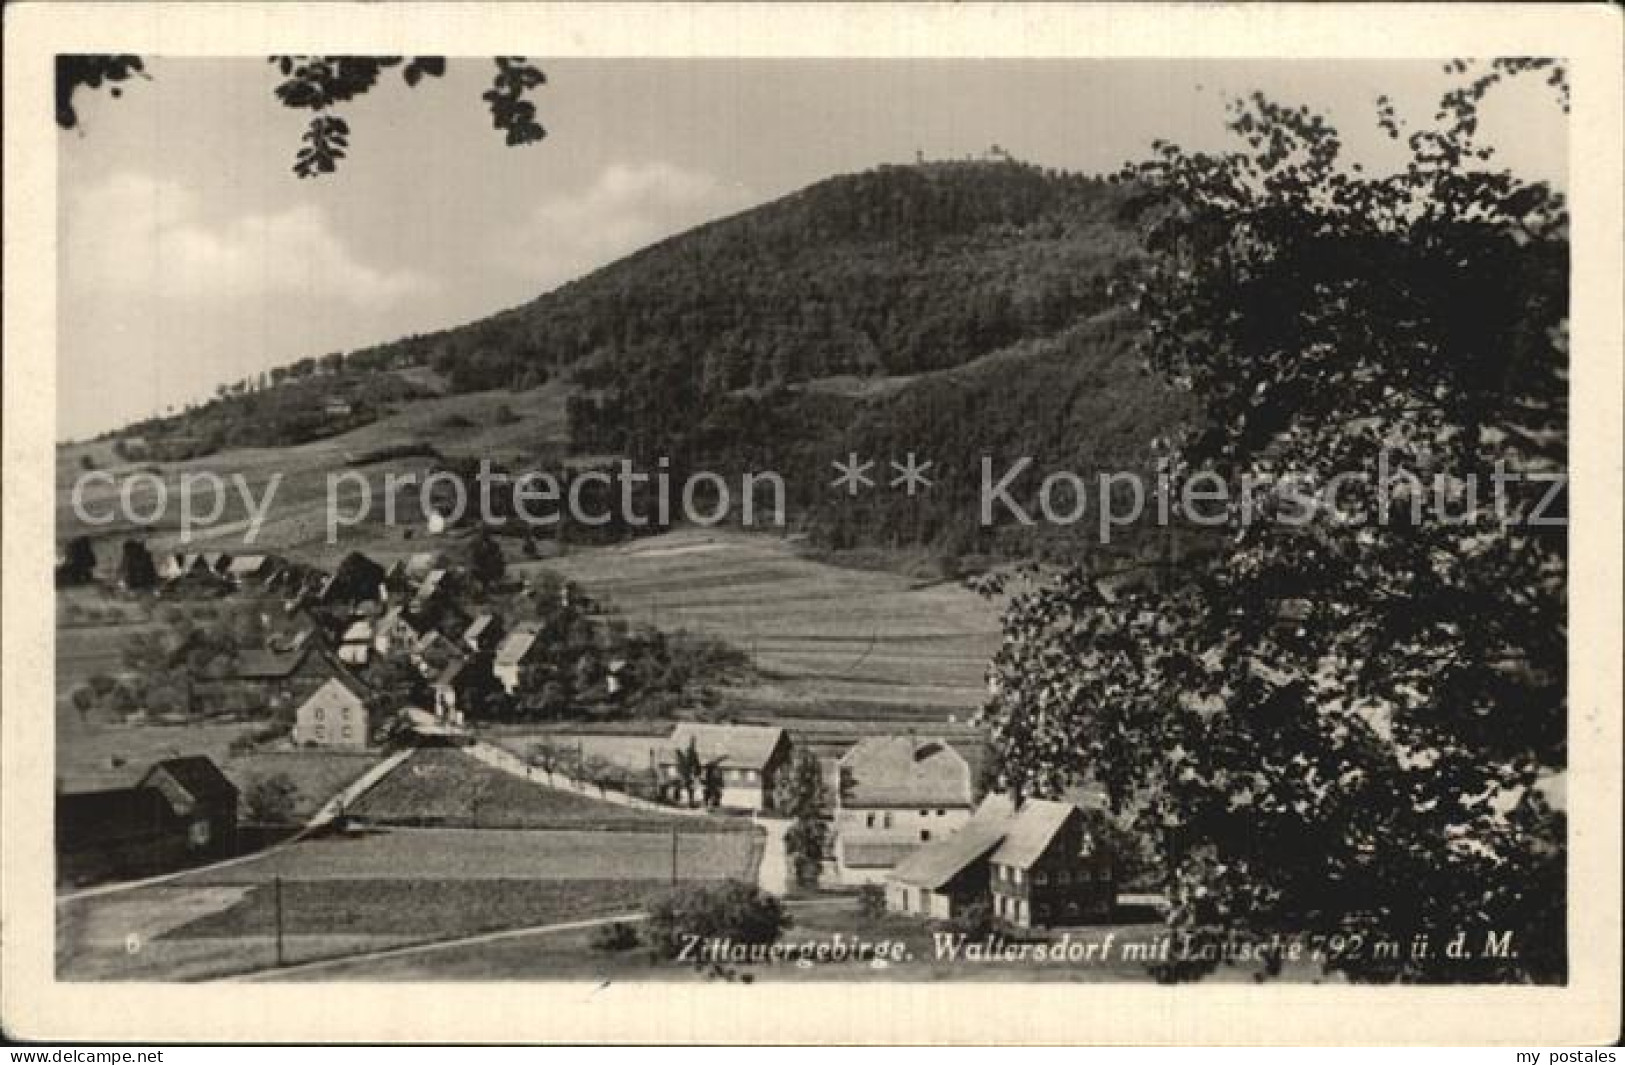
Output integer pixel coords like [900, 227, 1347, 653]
[644, 880, 788, 964]
[117, 540, 159, 591]
[58, 535, 98, 585]
[979, 62, 1568, 983]
[773, 749, 829, 885]
[57, 55, 546, 177]
[467, 532, 506, 588]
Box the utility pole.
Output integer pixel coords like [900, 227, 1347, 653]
[273, 875, 285, 967]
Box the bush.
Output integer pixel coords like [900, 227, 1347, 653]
[644, 880, 787, 961]
[588, 920, 641, 953]
[856, 884, 886, 924]
[243, 772, 300, 825]
[942, 900, 995, 939]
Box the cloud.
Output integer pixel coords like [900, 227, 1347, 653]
[509, 161, 754, 288]
[64, 172, 431, 306]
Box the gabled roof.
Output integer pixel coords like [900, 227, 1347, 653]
[989, 799, 1079, 869]
[494, 627, 542, 667]
[887, 795, 1015, 890]
[341, 619, 374, 642]
[463, 614, 501, 642]
[57, 787, 177, 844]
[233, 645, 313, 680]
[225, 554, 272, 576]
[841, 840, 922, 870]
[839, 736, 973, 809]
[665, 722, 788, 771]
[298, 676, 369, 717]
[434, 658, 471, 687]
[139, 756, 238, 804]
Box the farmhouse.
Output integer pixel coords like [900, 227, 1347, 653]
[492, 625, 544, 694]
[319, 551, 386, 606]
[660, 722, 790, 812]
[885, 795, 1115, 928]
[56, 756, 238, 885]
[293, 676, 371, 749]
[885, 794, 1014, 921]
[338, 619, 375, 666]
[430, 657, 485, 722]
[197, 642, 348, 712]
[224, 553, 282, 584]
[411, 630, 464, 678]
[987, 799, 1115, 928]
[372, 605, 426, 656]
[462, 613, 504, 653]
[833, 736, 976, 885]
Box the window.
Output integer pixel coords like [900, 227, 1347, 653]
[1034, 871, 1048, 887]
[936, 809, 946, 816]
[1013, 868, 1024, 885]
[341, 726, 353, 741]
[865, 813, 876, 829]
[920, 830, 931, 842]
[882, 812, 893, 829]
[919, 809, 929, 818]
[314, 726, 326, 741]
[1058, 870, 1071, 886]
[314, 708, 325, 721]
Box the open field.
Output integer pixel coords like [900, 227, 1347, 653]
[347, 749, 745, 832]
[521, 528, 1002, 719]
[58, 822, 760, 980]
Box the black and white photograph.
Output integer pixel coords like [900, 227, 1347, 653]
[3, 0, 1621, 1047]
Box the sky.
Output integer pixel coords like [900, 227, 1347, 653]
[56, 59, 1568, 440]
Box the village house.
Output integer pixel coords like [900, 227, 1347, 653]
[462, 613, 505, 654]
[833, 736, 976, 885]
[411, 629, 464, 678]
[292, 676, 372, 749]
[885, 795, 1115, 928]
[660, 722, 791, 812]
[492, 625, 545, 695]
[195, 641, 347, 713]
[56, 756, 239, 885]
[431, 656, 489, 723]
[318, 551, 386, 607]
[372, 605, 426, 656]
[985, 799, 1115, 928]
[224, 553, 282, 585]
[338, 619, 374, 666]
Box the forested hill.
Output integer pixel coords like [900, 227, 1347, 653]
[107, 159, 1189, 565]
[369, 158, 1141, 392]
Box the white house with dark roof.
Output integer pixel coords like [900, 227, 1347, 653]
[492, 625, 544, 694]
[833, 736, 976, 885]
[292, 676, 371, 749]
[659, 722, 791, 812]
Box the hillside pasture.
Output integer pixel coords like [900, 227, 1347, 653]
[524, 528, 1001, 718]
[345, 749, 737, 832]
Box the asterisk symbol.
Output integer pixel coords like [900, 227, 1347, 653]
[890, 452, 934, 495]
[831, 453, 875, 496]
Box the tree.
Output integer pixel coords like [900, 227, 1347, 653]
[672, 736, 705, 807]
[979, 61, 1568, 983]
[773, 749, 828, 886]
[57, 55, 547, 178]
[117, 540, 158, 591]
[244, 773, 300, 825]
[58, 536, 97, 585]
[644, 880, 787, 968]
[468, 532, 506, 588]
